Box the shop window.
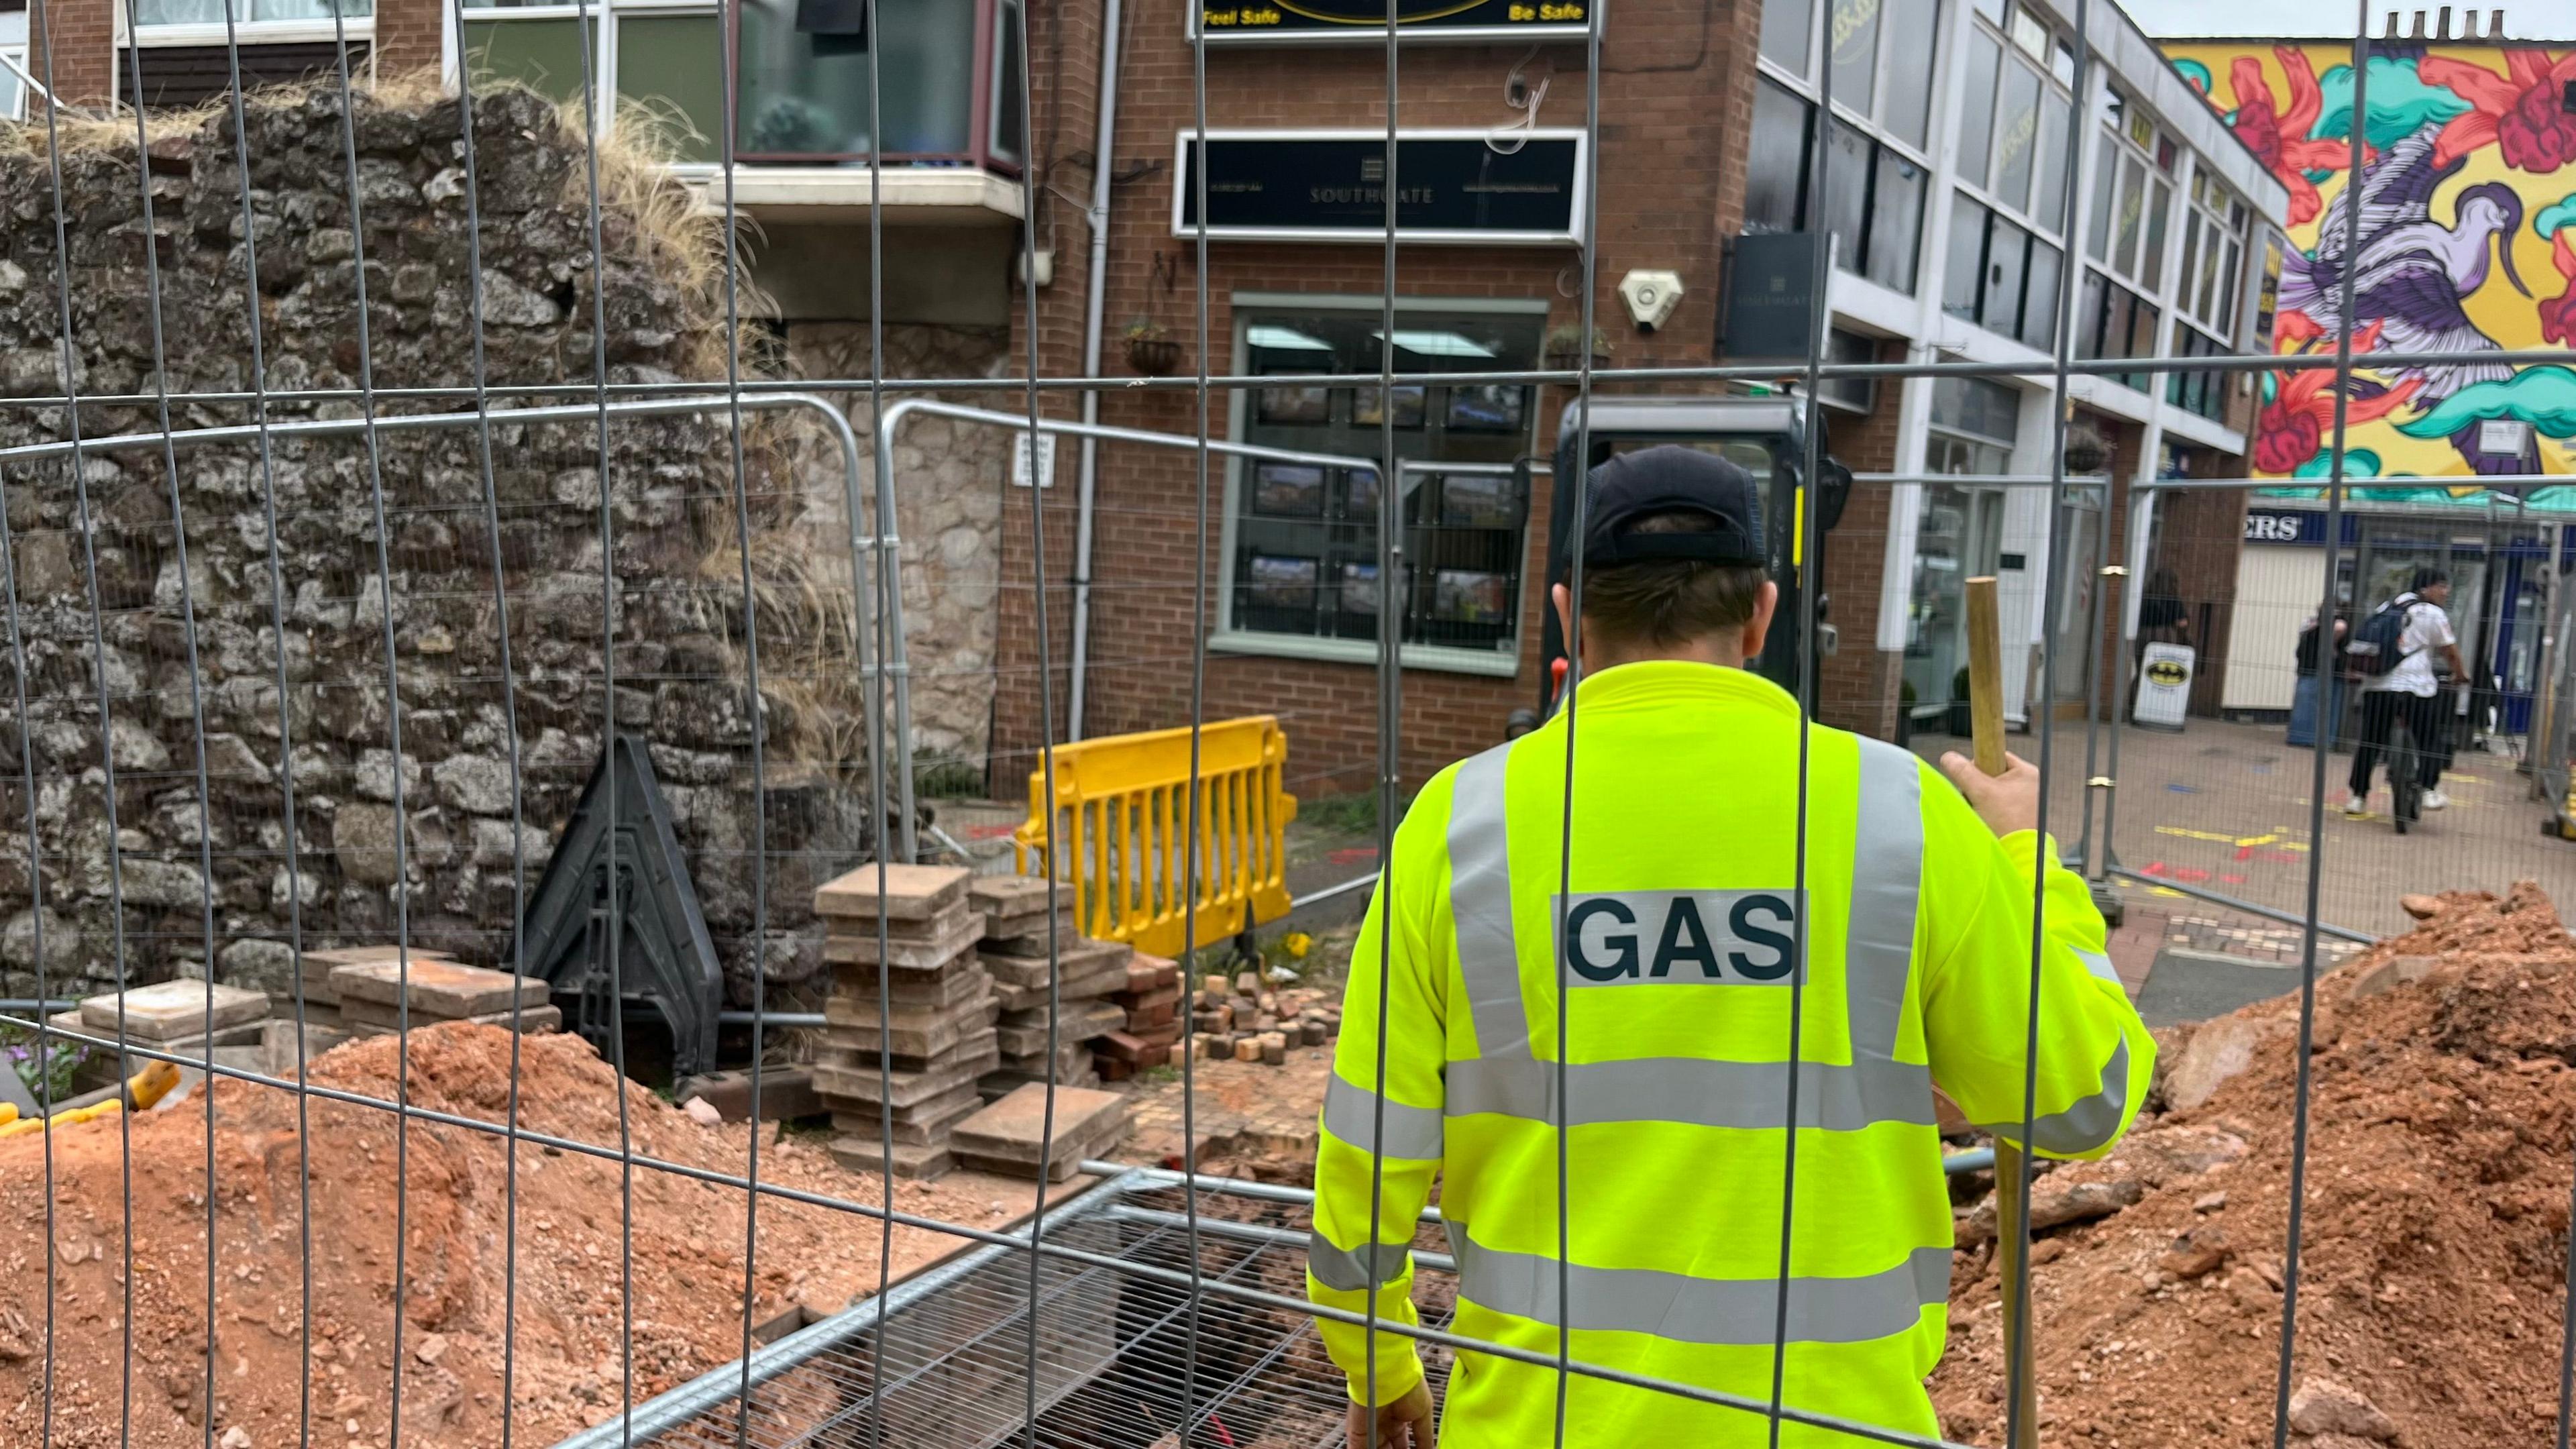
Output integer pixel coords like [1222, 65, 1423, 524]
[1750, 0, 1932, 293]
[1742, 78, 1921, 293]
[1226, 303, 1545, 663]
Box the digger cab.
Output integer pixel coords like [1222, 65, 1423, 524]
[1529, 394, 1855, 716]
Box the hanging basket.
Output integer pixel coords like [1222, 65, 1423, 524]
[1126, 336, 1183, 376]
[2064, 426, 2112, 476]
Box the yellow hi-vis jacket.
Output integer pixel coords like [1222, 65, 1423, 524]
[1306, 661, 2153, 1446]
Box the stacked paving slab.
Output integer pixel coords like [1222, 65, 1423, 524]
[331, 959, 559, 1038]
[951, 1081, 1129, 1181]
[812, 863, 1000, 1181]
[1094, 953, 1183, 1082]
[975, 875, 1136, 1097]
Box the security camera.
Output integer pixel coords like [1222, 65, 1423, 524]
[1618, 270, 1683, 333]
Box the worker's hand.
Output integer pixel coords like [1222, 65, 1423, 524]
[1346, 1381, 1436, 1449]
[1939, 749, 2041, 839]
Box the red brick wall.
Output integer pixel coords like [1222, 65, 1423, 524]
[36, 0, 441, 111]
[990, 0, 1766, 794]
[34, 0, 115, 111]
[1813, 335, 1904, 739]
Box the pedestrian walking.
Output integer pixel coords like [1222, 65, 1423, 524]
[2344, 568, 2467, 817]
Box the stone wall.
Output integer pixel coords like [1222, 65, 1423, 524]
[0, 87, 876, 1010]
[781, 321, 1010, 775]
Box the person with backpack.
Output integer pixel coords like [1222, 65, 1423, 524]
[2286, 608, 2347, 750]
[2343, 568, 2467, 818]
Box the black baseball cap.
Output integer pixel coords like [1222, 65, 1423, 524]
[1565, 444, 1766, 576]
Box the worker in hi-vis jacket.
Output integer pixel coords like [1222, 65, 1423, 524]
[1305, 445, 2153, 1447]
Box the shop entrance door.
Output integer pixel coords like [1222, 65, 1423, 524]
[1904, 482, 2006, 730]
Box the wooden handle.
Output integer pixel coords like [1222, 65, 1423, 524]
[1963, 574, 2037, 1449]
[1965, 577, 2008, 778]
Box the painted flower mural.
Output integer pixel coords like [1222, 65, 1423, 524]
[2220, 48, 2351, 225]
[2419, 49, 2576, 172]
[2541, 196, 2576, 348]
[2255, 321, 2419, 476]
[2165, 38, 2576, 482]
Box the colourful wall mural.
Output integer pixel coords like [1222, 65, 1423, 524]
[2161, 40, 2576, 484]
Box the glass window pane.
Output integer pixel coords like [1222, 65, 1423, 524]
[1879, 0, 1937, 148]
[2112, 154, 2143, 276]
[1828, 0, 1880, 115]
[2086, 131, 2115, 260]
[1232, 307, 1543, 649]
[2219, 236, 2244, 332]
[2127, 296, 2161, 360]
[1993, 59, 2041, 215]
[737, 0, 981, 159]
[1760, 0, 1815, 78]
[2100, 284, 2131, 361]
[465, 16, 592, 97]
[2141, 177, 2171, 290]
[2053, 37, 2077, 87]
[1944, 195, 1990, 321]
[2009, 5, 2049, 58]
[2077, 267, 2108, 359]
[2177, 218, 2203, 323]
[2034, 91, 2072, 229]
[616, 13, 723, 164]
[1822, 118, 1871, 274]
[2194, 219, 2221, 319]
[1744, 80, 1812, 234]
[1974, 0, 2005, 24]
[1984, 217, 2027, 337]
[2021, 238, 2061, 351]
[1957, 35, 2000, 190]
[1868, 146, 1926, 292]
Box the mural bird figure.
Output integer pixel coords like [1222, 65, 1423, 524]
[2279, 120, 2537, 474]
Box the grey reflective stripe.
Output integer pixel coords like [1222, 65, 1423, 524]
[2073, 947, 2123, 986]
[1846, 737, 1929, 1125]
[1322, 1071, 1445, 1161]
[1446, 1221, 1949, 1346]
[1436, 731, 1933, 1133]
[1446, 1053, 1935, 1130]
[1975, 1036, 2134, 1157]
[1447, 740, 1531, 1061]
[1307, 1232, 1414, 1292]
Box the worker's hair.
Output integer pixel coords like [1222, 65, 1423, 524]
[2410, 566, 2449, 592]
[1577, 510, 1767, 646]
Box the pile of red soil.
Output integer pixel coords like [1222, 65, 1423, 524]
[1932, 882, 2576, 1446]
[0, 1024, 1019, 1448]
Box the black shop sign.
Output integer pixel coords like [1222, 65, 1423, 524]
[1194, 0, 1589, 43]
[1173, 131, 1587, 246]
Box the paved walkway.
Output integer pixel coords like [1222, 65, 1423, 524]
[1913, 714, 2572, 942]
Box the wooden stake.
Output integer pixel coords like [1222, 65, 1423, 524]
[1964, 575, 2037, 1449]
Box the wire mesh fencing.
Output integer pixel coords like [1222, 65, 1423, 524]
[0, 1, 2572, 1448]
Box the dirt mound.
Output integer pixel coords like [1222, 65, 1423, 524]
[1932, 881, 2576, 1446]
[0, 1024, 1012, 1448]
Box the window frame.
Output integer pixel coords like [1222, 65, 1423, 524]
[1212, 292, 1550, 678]
[1748, 0, 1938, 292]
[1743, 73, 1927, 294]
[1948, 1, 2076, 248]
[119, 0, 376, 46]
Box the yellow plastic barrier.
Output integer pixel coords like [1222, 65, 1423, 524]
[1013, 716, 1298, 959]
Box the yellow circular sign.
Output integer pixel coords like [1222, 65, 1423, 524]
[2145, 659, 2189, 688]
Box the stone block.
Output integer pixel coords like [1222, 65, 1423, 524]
[296, 944, 458, 1006]
[822, 905, 984, 967]
[345, 1002, 561, 1035]
[814, 862, 971, 922]
[822, 994, 999, 1061]
[330, 959, 549, 1018]
[812, 1042, 1000, 1109]
[951, 1082, 1126, 1175]
[979, 940, 1132, 997]
[260, 1017, 351, 1077]
[81, 980, 270, 1042]
[828, 1135, 955, 1181]
[832, 961, 997, 1010]
[674, 1066, 822, 1123]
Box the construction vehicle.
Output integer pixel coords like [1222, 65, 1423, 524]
[1515, 394, 1855, 729]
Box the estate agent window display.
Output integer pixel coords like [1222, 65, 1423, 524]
[1228, 303, 1545, 665]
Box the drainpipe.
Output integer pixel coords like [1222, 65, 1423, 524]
[1065, 0, 1127, 741]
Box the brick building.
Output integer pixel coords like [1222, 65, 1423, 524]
[21, 0, 2287, 801]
